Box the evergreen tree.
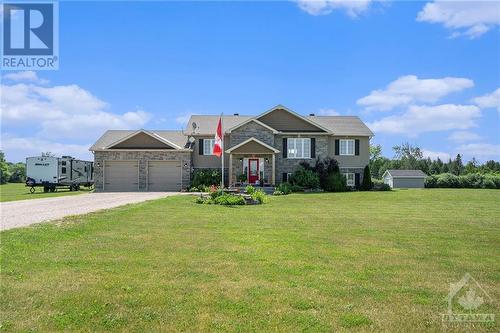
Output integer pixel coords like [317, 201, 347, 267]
[360, 165, 373, 190]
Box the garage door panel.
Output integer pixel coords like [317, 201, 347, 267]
[104, 161, 138, 191]
[148, 161, 181, 191]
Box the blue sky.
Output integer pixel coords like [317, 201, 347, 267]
[1, 0, 499, 162]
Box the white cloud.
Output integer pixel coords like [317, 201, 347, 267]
[0, 79, 151, 161]
[1, 82, 151, 140]
[456, 143, 500, 161]
[317, 108, 340, 116]
[2, 71, 48, 84]
[473, 88, 500, 113]
[369, 104, 481, 136]
[417, 1, 500, 38]
[357, 75, 474, 111]
[447, 130, 482, 143]
[422, 149, 451, 161]
[297, 0, 373, 17]
[0, 136, 92, 162]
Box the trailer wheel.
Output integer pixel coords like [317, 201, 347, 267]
[30, 187, 35, 194]
[75, 185, 80, 191]
[44, 186, 49, 193]
[50, 187, 56, 193]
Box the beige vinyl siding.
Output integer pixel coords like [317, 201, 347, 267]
[328, 136, 370, 168]
[191, 135, 230, 168]
[229, 140, 276, 154]
[111, 132, 175, 149]
[257, 108, 325, 132]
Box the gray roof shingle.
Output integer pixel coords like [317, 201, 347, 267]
[386, 170, 427, 178]
[307, 116, 374, 136]
[184, 115, 373, 136]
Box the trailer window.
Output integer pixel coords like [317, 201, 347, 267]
[84, 166, 87, 172]
[61, 167, 67, 174]
[62, 161, 66, 166]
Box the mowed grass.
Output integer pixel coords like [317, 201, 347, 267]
[1, 190, 499, 332]
[0, 183, 91, 202]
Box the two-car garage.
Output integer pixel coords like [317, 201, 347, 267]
[103, 160, 182, 192]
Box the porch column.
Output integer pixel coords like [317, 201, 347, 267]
[272, 154, 276, 185]
[229, 153, 233, 186]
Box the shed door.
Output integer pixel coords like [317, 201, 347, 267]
[104, 161, 139, 191]
[148, 161, 182, 191]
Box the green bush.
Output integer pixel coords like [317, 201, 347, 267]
[289, 184, 304, 192]
[425, 172, 500, 189]
[245, 185, 256, 195]
[210, 189, 224, 200]
[273, 190, 285, 196]
[289, 167, 320, 189]
[436, 173, 460, 188]
[192, 169, 221, 188]
[276, 182, 292, 195]
[374, 183, 391, 191]
[324, 172, 347, 192]
[251, 190, 267, 204]
[214, 194, 245, 205]
[424, 175, 438, 188]
[237, 173, 247, 183]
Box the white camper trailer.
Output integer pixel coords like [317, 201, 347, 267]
[26, 156, 94, 193]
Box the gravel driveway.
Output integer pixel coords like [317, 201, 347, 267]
[0, 192, 179, 231]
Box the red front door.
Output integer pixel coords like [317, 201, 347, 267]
[248, 159, 259, 184]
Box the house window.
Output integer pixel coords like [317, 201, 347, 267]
[287, 138, 311, 158]
[340, 139, 355, 156]
[203, 139, 215, 155]
[344, 173, 355, 187]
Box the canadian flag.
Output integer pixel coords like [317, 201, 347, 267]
[213, 116, 223, 157]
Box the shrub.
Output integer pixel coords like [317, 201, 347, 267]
[214, 194, 245, 205]
[289, 167, 320, 189]
[436, 173, 460, 188]
[374, 183, 391, 191]
[289, 184, 304, 192]
[276, 182, 292, 195]
[324, 172, 347, 192]
[237, 173, 247, 183]
[360, 165, 373, 191]
[424, 175, 438, 188]
[210, 189, 224, 200]
[251, 190, 267, 204]
[245, 185, 255, 194]
[192, 169, 221, 188]
[314, 157, 340, 190]
[482, 174, 497, 189]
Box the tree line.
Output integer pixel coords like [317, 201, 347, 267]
[370, 143, 500, 179]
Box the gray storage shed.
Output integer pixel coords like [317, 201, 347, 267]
[382, 169, 426, 189]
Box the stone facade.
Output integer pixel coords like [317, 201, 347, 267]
[94, 150, 191, 191]
[230, 121, 274, 147]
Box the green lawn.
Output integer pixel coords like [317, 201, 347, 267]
[1, 190, 498, 332]
[0, 183, 91, 202]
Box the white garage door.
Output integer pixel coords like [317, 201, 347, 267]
[104, 161, 139, 191]
[148, 161, 182, 191]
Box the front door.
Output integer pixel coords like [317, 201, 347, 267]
[248, 159, 259, 184]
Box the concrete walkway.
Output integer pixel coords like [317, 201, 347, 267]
[0, 192, 179, 231]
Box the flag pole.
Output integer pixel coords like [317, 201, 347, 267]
[221, 113, 224, 189]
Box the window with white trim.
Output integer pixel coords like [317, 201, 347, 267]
[287, 138, 311, 158]
[203, 139, 215, 155]
[343, 173, 355, 186]
[340, 139, 355, 156]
